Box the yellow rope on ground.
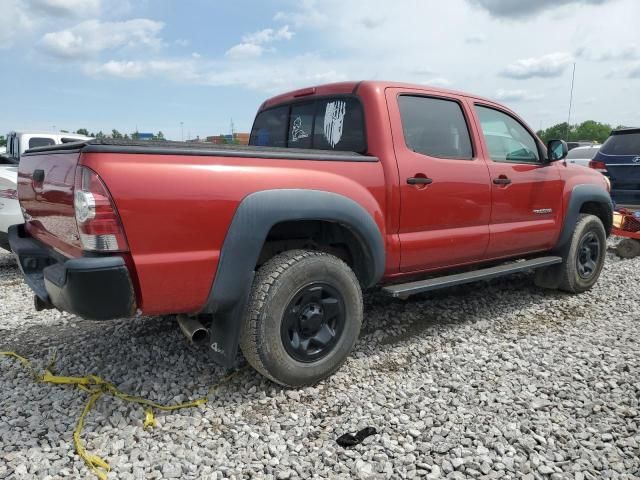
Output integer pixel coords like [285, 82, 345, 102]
[0, 351, 247, 480]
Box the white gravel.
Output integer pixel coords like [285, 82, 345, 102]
[1, 242, 639, 479]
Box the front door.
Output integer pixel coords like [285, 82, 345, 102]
[471, 103, 564, 258]
[387, 89, 492, 273]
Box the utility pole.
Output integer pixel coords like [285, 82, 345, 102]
[180, 121, 184, 142]
[566, 62, 576, 141]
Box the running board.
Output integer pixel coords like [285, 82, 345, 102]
[382, 256, 563, 299]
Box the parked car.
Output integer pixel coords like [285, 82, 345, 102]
[4, 131, 92, 164]
[566, 144, 601, 168]
[567, 140, 596, 151]
[0, 131, 92, 250]
[0, 166, 19, 250]
[9, 81, 612, 386]
[590, 127, 640, 206]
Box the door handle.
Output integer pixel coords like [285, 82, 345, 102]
[493, 177, 511, 185]
[407, 177, 433, 185]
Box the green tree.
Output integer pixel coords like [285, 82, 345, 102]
[95, 131, 105, 139]
[76, 128, 90, 136]
[0, 135, 6, 147]
[111, 129, 123, 139]
[153, 131, 165, 141]
[60, 129, 69, 133]
[131, 131, 140, 140]
[573, 120, 612, 143]
[537, 120, 613, 144]
[536, 122, 570, 143]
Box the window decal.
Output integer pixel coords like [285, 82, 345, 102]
[290, 116, 309, 143]
[323, 100, 346, 148]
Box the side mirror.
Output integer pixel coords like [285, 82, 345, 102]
[547, 139, 568, 162]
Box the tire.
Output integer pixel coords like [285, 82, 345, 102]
[553, 214, 606, 293]
[239, 250, 363, 387]
[615, 238, 640, 259]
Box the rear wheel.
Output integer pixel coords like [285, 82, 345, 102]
[239, 250, 363, 387]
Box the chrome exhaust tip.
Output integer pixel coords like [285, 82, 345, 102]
[176, 314, 209, 344]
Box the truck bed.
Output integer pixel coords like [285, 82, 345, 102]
[24, 139, 377, 162]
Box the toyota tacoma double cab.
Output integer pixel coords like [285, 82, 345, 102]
[10, 81, 612, 387]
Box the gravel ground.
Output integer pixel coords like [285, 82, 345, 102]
[1, 242, 639, 480]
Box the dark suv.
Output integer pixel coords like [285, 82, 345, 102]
[590, 128, 640, 206]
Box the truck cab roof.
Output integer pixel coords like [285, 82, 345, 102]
[259, 80, 499, 111]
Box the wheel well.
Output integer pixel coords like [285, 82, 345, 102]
[257, 220, 371, 285]
[580, 201, 612, 236]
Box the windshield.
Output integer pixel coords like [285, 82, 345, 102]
[601, 132, 640, 156]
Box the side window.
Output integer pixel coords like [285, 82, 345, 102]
[250, 105, 288, 148]
[29, 137, 56, 149]
[397, 95, 473, 159]
[288, 103, 314, 149]
[475, 106, 540, 163]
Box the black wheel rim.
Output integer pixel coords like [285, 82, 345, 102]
[577, 231, 600, 279]
[281, 283, 346, 363]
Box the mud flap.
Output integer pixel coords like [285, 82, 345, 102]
[208, 271, 255, 367]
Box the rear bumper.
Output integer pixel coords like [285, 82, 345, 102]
[8, 224, 136, 320]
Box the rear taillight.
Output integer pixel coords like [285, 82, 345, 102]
[74, 166, 129, 252]
[589, 160, 608, 174]
[0, 188, 18, 200]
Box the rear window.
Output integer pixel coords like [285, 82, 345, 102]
[566, 147, 598, 160]
[601, 132, 640, 156]
[250, 97, 366, 153]
[29, 137, 55, 149]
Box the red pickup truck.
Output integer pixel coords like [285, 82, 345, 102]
[10, 81, 612, 386]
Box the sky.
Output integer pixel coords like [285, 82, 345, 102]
[1, 0, 639, 140]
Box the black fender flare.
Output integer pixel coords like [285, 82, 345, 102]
[554, 184, 613, 253]
[202, 189, 385, 366]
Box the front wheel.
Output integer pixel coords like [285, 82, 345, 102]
[239, 250, 363, 387]
[555, 214, 607, 293]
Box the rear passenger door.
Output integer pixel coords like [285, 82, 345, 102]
[471, 103, 564, 258]
[387, 89, 492, 272]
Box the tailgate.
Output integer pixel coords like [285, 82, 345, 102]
[18, 148, 82, 254]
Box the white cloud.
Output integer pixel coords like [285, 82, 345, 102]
[501, 52, 573, 79]
[420, 77, 452, 87]
[40, 18, 164, 59]
[28, 0, 101, 16]
[242, 25, 294, 44]
[225, 25, 294, 59]
[225, 43, 264, 59]
[0, 0, 34, 49]
[274, 1, 329, 28]
[85, 54, 347, 93]
[465, 34, 486, 44]
[579, 44, 640, 62]
[467, 0, 613, 18]
[495, 89, 544, 102]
